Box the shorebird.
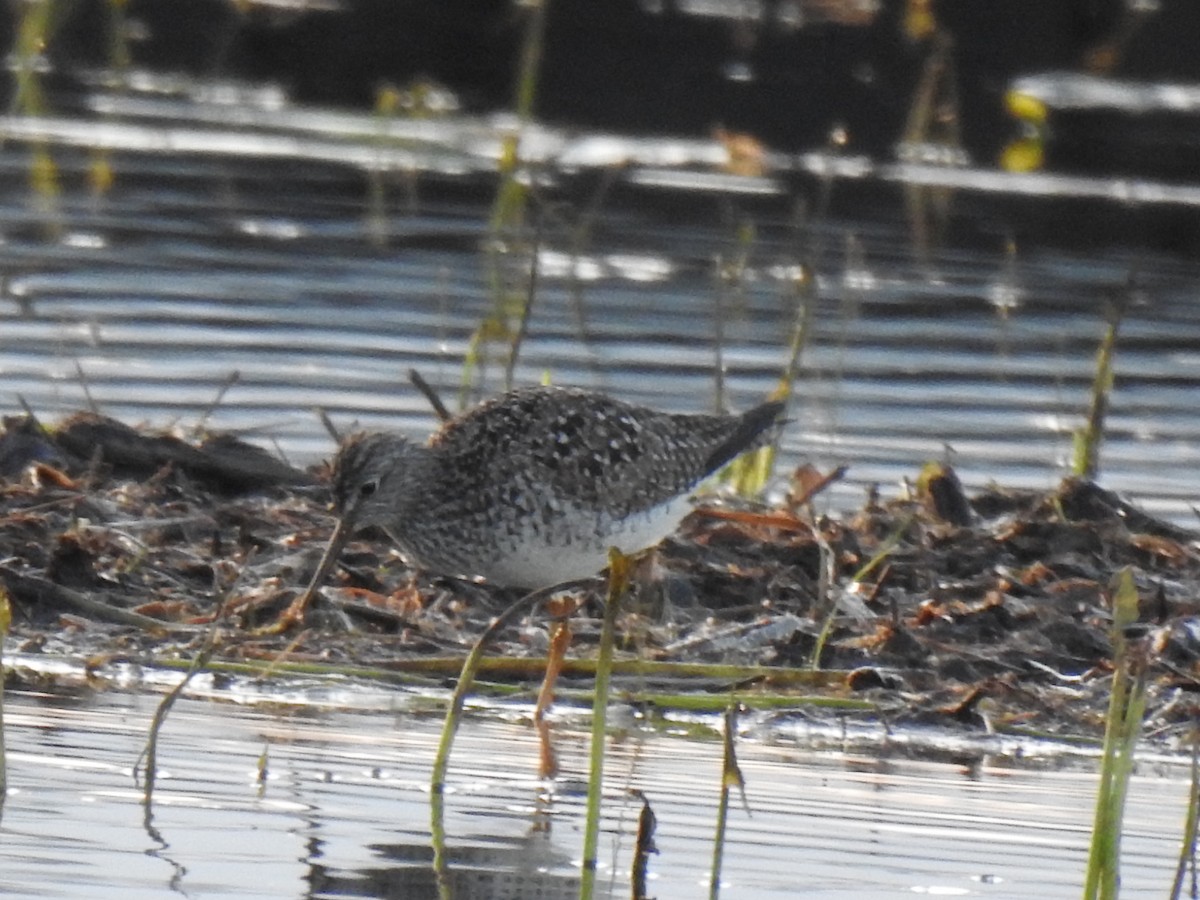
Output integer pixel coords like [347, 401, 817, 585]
[286, 385, 784, 622]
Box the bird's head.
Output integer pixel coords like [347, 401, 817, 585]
[331, 432, 432, 530]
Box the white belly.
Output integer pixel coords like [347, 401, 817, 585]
[479, 494, 694, 588]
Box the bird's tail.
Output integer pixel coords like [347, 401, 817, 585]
[703, 399, 786, 473]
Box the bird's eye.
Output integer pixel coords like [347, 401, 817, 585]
[359, 478, 379, 498]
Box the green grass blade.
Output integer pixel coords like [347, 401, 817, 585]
[580, 550, 630, 900]
[1083, 567, 1146, 900]
[0, 586, 9, 818]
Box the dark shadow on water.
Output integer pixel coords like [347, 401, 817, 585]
[311, 836, 579, 900]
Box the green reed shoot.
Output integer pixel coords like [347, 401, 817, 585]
[717, 219, 803, 498]
[578, 549, 631, 899]
[486, 0, 547, 236]
[712, 218, 755, 413]
[807, 531, 838, 670]
[723, 261, 818, 496]
[631, 791, 657, 900]
[429, 594, 531, 899]
[85, 0, 133, 199]
[0, 586, 9, 813]
[807, 508, 916, 670]
[104, 0, 131, 76]
[462, 0, 549, 403]
[10, 0, 55, 116]
[900, 30, 960, 263]
[1083, 567, 1149, 900]
[777, 263, 818, 404]
[710, 704, 748, 900]
[136, 625, 219, 806]
[10, 0, 64, 231]
[430, 579, 578, 897]
[566, 164, 624, 346]
[136, 545, 257, 811]
[365, 84, 401, 246]
[1169, 727, 1200, 900]
[1073, 300, 1124, 480]
[503, 215, 542, 390]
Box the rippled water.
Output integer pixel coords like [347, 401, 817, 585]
[2, 80, 1200, 898]
[1, 686, 1192, 899]
[2, 89, 1200, 524]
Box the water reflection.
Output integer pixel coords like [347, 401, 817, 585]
[0, 688, 1192, 898]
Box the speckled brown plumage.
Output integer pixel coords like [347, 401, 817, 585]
[331, 386, 784, 588]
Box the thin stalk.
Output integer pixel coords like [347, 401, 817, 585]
[724, 230, 818, 497]
[900, 29, 960, 263]
[431, 580, 586, 896]
[807, 532, 838, 670]
[135, 555, 253, 806]
[567, 164, 624, 354]
[712, 259, 729, 415]
[829, 233, 864, 440]
[105, 0, 132, 76]
[141, 648, 848, 689]
[710, 761, 730, 900]
[365, 84, 401, 247]
[88, 0, 133, 200]
[465, 0, 549, 403]
[512, 0, 548, 122]
[579, 549, 631, 900]
[136, 622, 223, 805]
[1073, 299, 1125, 479]
[776, 256, 818, 397]
[409, 368, 452, 422]
[1169, 727, 1200, 900]
[503, 213, 542, 390]
[10, 0, 64, 236]
[709, 704, 747, 900]
[711, 219, 753, 416]
[850, 512, 916, 584]
[631, 791, 657, 900]
[1083, 567, 1148, 900]
[192, 370, 241, 437]
[0, 586, 10, 818]
[809, 495, 912, 669]
[10, 0, 54, 115]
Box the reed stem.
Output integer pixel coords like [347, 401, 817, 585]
[579, 550, 631, 899]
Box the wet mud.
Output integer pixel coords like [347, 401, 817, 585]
[3, 411, 1198, 748]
